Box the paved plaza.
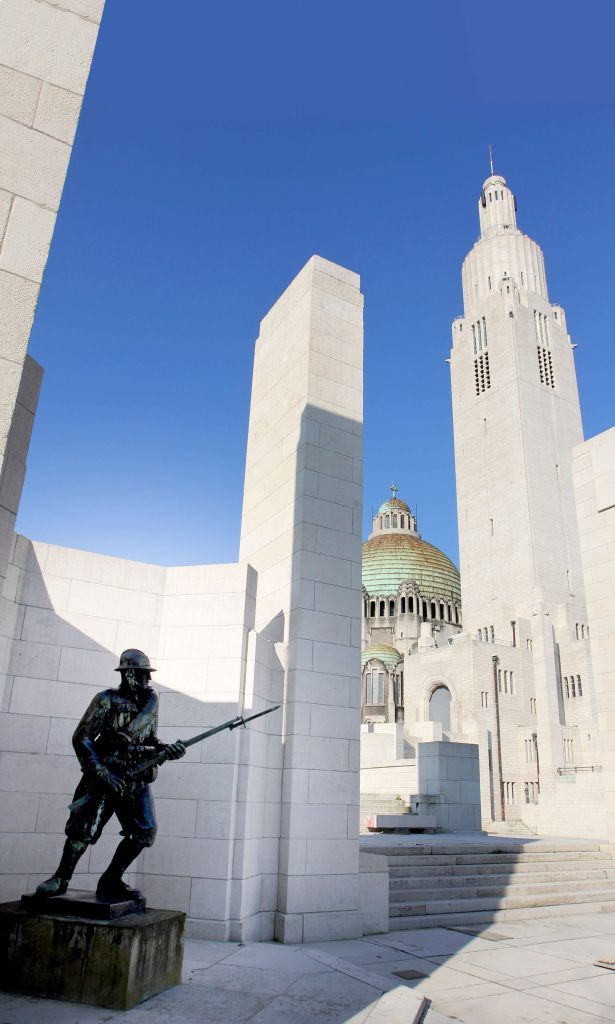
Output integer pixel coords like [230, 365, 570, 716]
[2, 907, 615, 1023]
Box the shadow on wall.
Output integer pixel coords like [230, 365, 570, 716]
[0, 535, 284, 937]
[272, 399, 363, 943]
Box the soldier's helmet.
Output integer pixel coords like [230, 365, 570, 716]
[114, 649, 156, 673]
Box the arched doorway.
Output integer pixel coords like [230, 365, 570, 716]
[429, 685, 452, 731]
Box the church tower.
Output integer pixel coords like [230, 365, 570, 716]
[450, 171, 586, 636]
[450, 170, 597, 805]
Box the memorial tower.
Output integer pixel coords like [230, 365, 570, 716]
[450, 170, 587, 636]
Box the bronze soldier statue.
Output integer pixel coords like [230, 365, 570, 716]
[36, 649, 186, 900]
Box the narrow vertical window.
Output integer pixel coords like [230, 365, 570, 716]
[577, 676, 583, 696]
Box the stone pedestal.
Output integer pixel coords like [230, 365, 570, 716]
[0, 898, 185, 1010]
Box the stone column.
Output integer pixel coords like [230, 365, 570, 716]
[0, 0, 106, 581]
[240, 255, 363, 942]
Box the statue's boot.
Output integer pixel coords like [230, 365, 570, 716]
[96, 837, 144, 900]
[36, 839, 88, 897]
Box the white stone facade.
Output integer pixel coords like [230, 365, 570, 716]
[573, 428, 615, 839]
[360, 173, 609, 838]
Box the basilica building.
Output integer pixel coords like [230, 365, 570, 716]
[361, 171, 604, 837]
[361, 490, 462, 727]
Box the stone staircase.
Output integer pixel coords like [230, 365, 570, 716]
[378, 840, 615, 928]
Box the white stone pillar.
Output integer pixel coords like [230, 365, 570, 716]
[0, 0, 106, 579]
[240, 255, 363, 942]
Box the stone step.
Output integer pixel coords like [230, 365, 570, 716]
[360, 803, 412, 813]
[365, 814, 437, 831]
[376, 842, 604, 857]
[389, 875, 615, 903]
[389, 867, 615, 891]
[388, 898, 615, 930]
[388, 857, 615, 878]
[382, 850, 607, 867]
[389, 886, 615, 918]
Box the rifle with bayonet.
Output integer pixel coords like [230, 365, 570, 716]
[124, 703, 281, 782]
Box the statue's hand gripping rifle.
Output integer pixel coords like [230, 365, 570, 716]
[124, 703, 281, 782]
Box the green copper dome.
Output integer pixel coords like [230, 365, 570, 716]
[377, 497, 412, 517]
[361, 643, 403, 670]
[362, 533, 461, 603]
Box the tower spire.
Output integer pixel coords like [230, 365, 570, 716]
[489, 143, 494, 176]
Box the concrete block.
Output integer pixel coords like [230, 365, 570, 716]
[310, 702, 359, 738]
[0, 903, 184, 1010]
[285, 733, 349, 770]
[33, 81, 83, 144]
[305, 839, 358, 875]
[0, 750, 79, 794]
[0, 65, 41, 126]
[17, 570, 71, 610]
[8, 639, 60, 679]
[20, 606, 117, 650]
[34, 791, 72, 833]
[0, 196, 56, 283]
[0, 790, 39, 832]
[46, 716, 79, 754]
[308, 769, 358, 805]
[0, 711, 50, 753]
[137, 873, 191, 913]
[0, 0, 100, 94]
[274, 911, 303, 943]
[10, 677, 98, 719]
[0, 114, 70, 211]
[0, 269, 39, 363]
[287, 669, 350, 708]
[57, 645, 117, 685]
[189, 877, 229, 920]
[289, 608, 350, 646]
[301, 909, 363, 942]
[282, 802, 349, 840]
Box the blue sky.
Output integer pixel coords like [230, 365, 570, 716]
[18, 1, 615, 568]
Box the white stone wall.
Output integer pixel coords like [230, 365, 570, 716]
[417, 741, 481, 831]
[0, 0, 105, 581]
[240, 255, 364, 943]
[573, 428, 615, 839]
[0, 536, 286, 940]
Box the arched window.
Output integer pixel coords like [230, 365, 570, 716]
[369, 601, 375, 617]
[430, 601, 437, 619]
[439, 602, 445, 620]
[392, 514, 398, 527]
[400, 515, 405, 528]
[429, 685, 452, 732]
[379, 600, 385, 617]
[389, 599, 395, 617]
[422, 601, 428, 619]
[400, 597, 406, 614]
[385, 515, 390, 528]
[408, 596, 414, 613]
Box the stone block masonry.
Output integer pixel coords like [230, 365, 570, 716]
[240, 256, 364, 942]
[0, 0, 106, 583]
